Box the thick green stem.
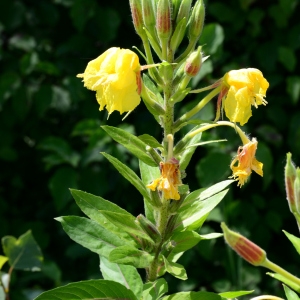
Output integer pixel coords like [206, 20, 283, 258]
[262, 259, 300, 288]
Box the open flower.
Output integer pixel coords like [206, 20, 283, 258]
[77, 47, 141, 115]
[220, 68, 269, 125]
[147, 158, 181, 200]
[230, 137, 263, 187]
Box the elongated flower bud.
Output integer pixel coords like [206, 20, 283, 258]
[176, 0, 192, 25]
[188, 0, 205, 41]
[137, 214, 161, 243]
[156, 0, 172, 40]
[285, 152, 297, 213]
[294, 168, 300, 213]
[221, 222, 266, 266]
[129, 0, 144, 36]
[142, 0, 156, 30]
[184, 46, 202, 77]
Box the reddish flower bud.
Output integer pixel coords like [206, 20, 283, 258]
[142, 0, 156, 29]
[221, 222, 266, 266]
[184, 46, 202, 77]
[285, 152, 297, 213]
[137, 214, 161, 243]
[156, 0, 172, 39]
[129, 0, 144, 35]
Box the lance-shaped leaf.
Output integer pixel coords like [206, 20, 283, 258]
[102, 125, 157, 167]
[109, 245, 154, 268]
[267, 272, 300, 293]
[163, 256, 187, 280]
[143, 278, 168, 300]
[70, 189, 138, 246]
[102, 152, 151, 202]
[283, 230, 300, 256]
[100, 211, 154, 243]
[162, 291, 222, 300]
[2, 230, 43, 271]
[180, 180, 234, 210]
[219, 290, 254, 298]
[174, 189, 229, 232]
[100, 256, 143, 300]
[139, 160, 161, 223]
[34, 279, 137, 300]
[56, 216, 126, 258]
[138, 134, 163, 150]
[0, 256, 8, 271]
[168, 231, 202, 255]
[283, 284, 300, 300]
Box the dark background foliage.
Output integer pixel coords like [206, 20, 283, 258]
[0, 0, 300, 298]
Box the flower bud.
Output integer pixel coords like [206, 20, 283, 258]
[294, 168, 300, 213]
[188, 0, 205, 41]
[137, 214, 162, 243]
[172, 0, 181, 20]
[285, 152, 297, 213]
[129, 0, 144, 36]
[142, 0, 156, 30]
[156, 0, 172, 40]
[221, 222, 267, 266]
[176, 0, 192, 25]
[184, 46, 202, 77]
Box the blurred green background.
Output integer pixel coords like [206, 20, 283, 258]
[0, 0, 300, 298]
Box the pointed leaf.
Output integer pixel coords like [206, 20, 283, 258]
[102, 152, 151, 202]
[139, 134, 163, 149]
[163, 256, 187, 280]
[143, 278, 168, 300]
[100, 210, 153, 243]
[34, 279, 138, 300]
[2, 230, 43, 271]
[267, 272, 300, 293]
[162, 291, 222, 300]
[101, 125, 156, 166]
[169, 231, 202, 254]
[283, 230, 300, 256]
[284, 284, 300, 300]
[56, 216, 126, 258]
[100, 256, 143, 299]
[219, 290, 254, 298]
[109, 245, 154, 268]
[70, 189, 136, 245]
[175, 189, 229, 231]
[0, 256, 8, 270]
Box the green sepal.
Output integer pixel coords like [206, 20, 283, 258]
[101, 152, 152, 202]
[267, 272, 300, 293]
[174, 189, 229, 232]
[143, 278, 168, 300]
[109, 245, 154, 268]
[2, 230, 43, 272]
[218, 290, 254, 298]
[283, 230, 300, 256]
[162, 291, 222, 300]
[34, 279, 138, 300]
[283, 284, 300, 300]
[100, 256, 143, 300]
[163, 256, 187, 280]
[101, 125, 157, 167]
[55, 216, 126, 258]
[99, 210, 154, 243]
[70, 189, 137, 245]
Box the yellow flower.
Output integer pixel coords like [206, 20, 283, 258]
[230, 138, 263, 187]
[77, 47, 141, 115]
[147, 158, 181, 200]
[222, 68, 269, 125]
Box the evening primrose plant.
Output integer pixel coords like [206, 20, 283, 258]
[34, 0, 274, 299]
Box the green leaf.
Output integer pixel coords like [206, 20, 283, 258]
[169, 231, 202, 254]
[101, 125, 157, 167]
[0, 286, 4, 300]
[218, 290, 254, 298]
[278, 46, 296, 72]
[55, 216, 126, 258]
[100, 256, 143, 300]
[287, 76, 300, 104]
[267, 272, 300, 293]
[139, 134, 163, 149]
[2, 230, 43, 271]
[0, 256, 8, 270]
[101, 152, 151, 202]
[162, 291, 222, 300]
[199, 23, 224, 55]
[70, 189, 136, 245]
[142, 73, 164, 105]
[109, 245, 154, 268]
[163, 256, 187, 280]
[283, 284, 300, 300]
[139, 160, 161, 223]
[34, 279, 137, 300]
[143, 278, 168, 300]
[99, 211, 153, 243]
[175, 189, 229, 231]
[283, 230, 300, 256]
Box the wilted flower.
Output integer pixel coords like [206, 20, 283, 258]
[230, 137, 263, 187]
[147, 158, 181, 200]
[77, 47, 141, 115]
[221, 68, 269, 125]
